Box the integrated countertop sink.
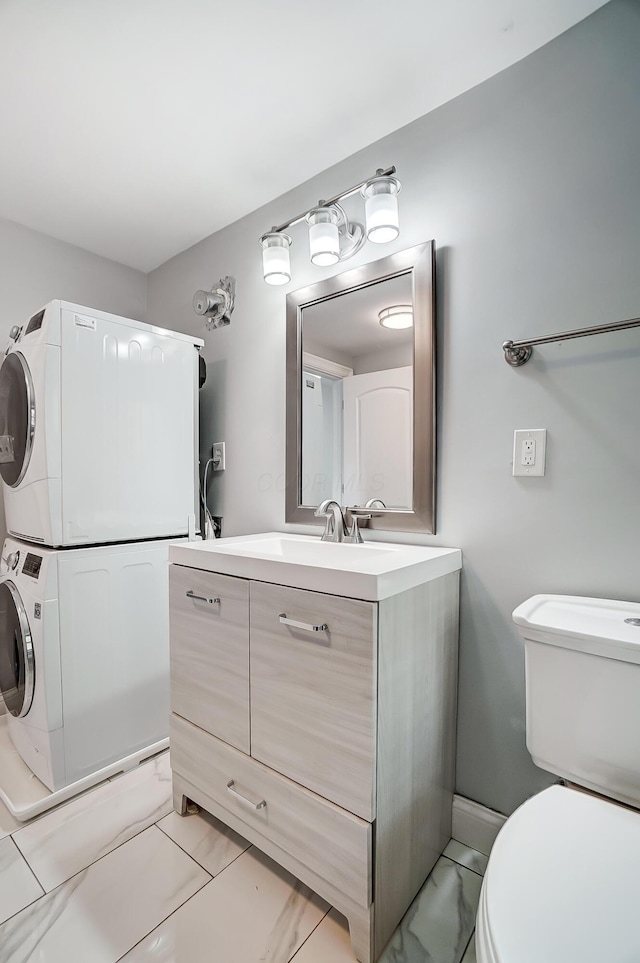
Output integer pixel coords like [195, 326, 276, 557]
[170, 532, 461, 601]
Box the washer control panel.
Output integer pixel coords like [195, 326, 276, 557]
[22, 553, 42, 579]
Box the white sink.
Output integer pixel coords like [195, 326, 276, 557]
[170, 532, 461, 601]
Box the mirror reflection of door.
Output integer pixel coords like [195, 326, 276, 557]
[342, 366, 412, 507]
[301, 272, 414, 509]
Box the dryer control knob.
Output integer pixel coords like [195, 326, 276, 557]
[6, 551, 20, 571]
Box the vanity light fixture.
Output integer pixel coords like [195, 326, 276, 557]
[259, 165, 400, 285]
[306, 208, 340, 266]
[260, 233, 292, 286]
[362, 174, 401, 243]
[378, 304, 413, 329]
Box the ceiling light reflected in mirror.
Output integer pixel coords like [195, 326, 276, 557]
[378, 304, 413, 329]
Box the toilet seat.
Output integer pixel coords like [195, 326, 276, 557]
[476, 785, 640, 963]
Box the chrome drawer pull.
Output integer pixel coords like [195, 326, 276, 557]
[226, 780, 266, 811]
[186, 591, 221, 606]
[279, 614, 328, 633]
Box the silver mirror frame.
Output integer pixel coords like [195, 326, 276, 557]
[285, 240, 436, 534]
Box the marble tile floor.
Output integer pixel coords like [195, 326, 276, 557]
[0, 751, 484, 963]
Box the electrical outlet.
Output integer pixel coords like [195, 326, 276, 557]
[513, 429, 546, 476]
[212, 442, 225, 471]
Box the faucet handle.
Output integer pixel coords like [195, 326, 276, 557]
[345, 511, 372, 544]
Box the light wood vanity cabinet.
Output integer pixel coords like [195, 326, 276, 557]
[169, 563, 459, 963]
[169, 566, 250, 753]
[250, 582, 377, 821]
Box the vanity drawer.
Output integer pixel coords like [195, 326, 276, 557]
[250, 582, 377, 821]
[170, 713, 372, 907]
[169, 565, 250, 753]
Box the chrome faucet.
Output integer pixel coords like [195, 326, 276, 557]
[315, 500, 374, 544]
[314, 500, 347, 542]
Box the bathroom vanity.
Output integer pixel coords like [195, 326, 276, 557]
[168, 533, 461, 963]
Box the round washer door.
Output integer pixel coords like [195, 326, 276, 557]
[0, 351, 36, 487]
[0, 579, 35, 717]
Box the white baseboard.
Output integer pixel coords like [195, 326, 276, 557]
[452, 794, 507, 857]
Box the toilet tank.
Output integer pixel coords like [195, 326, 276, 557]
[513, 595, 640, 809]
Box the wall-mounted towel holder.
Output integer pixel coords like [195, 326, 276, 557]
[503, 315, 640, 367]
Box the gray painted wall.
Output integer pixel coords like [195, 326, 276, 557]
[148, 0, 640, 816]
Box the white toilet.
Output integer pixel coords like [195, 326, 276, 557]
[476, 593, 640, 963]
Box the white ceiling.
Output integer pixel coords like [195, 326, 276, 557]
[0, 0, 608, 272]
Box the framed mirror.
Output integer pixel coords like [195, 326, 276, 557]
[285, 240, 436, 533]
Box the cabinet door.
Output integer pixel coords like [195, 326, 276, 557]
[250, 582, 377, 820]
[170, 565, 249, 753]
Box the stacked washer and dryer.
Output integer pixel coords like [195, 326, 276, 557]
[0, 300, 203, 813]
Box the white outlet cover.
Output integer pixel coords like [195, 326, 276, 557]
[513, 429, 546, 477]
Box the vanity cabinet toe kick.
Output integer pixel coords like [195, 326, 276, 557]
[169, 563, 460, 963]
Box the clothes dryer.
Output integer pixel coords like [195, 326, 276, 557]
[0, 300, 203, 546]
[0, 536, 174, 792]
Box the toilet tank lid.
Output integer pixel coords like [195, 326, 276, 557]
[513, 594, 640, 664]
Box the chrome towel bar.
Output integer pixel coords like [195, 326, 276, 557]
[503, 315, 640, 366]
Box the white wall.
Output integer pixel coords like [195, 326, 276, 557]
[148, 1, 640, 815]
[0, 217, 147, 715]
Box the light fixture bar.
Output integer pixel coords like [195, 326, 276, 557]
[269, 166, 396, 235]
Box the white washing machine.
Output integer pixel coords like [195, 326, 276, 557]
[0, 535, 175, 792]
[0, 300, 203, 547]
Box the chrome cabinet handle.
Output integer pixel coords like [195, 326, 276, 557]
[186, 590, 221, 605]
[226, 780, 266, 810]
[279, 614, 328, 633]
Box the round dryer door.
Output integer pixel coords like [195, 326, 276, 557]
[0, 351, 36, 487]
[0, 580, 35, 717]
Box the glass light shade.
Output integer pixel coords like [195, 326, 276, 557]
[378, 304, 413, 329]
[306, 208, 340, 266]
[261, 233, 291, 285]
[362, 175, 401, 243]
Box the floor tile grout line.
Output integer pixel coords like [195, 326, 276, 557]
[0, 888, 46, 930]
[10, 802, 176, 893]
[154, 818, 251, 879]
[0, 821, 199, 927]
[461, 929, 476, 961]
[287, 907, 333, 962]
[1, 824, 212, 958]
[11, 833, 49, 893]
[0, 837, 46, 927]
[443, 851, 486, 879]
[112, 873, 216, 963]
[114, 866, 333, 963]
[446, 859, 485, 878]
